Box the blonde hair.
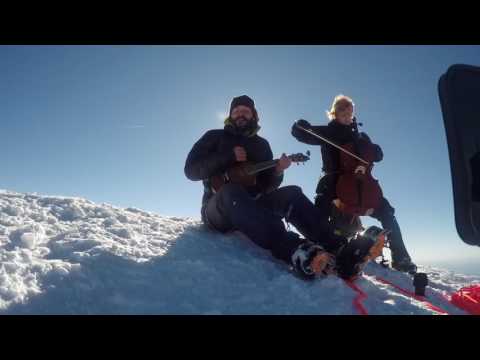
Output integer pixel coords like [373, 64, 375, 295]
[326, 94, 355, 121]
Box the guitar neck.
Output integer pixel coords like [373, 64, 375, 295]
[247, 154, 300, 175]
[244, 153, 310, 175]
[246, 160, 278, 175]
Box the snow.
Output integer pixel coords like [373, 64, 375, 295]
[0, 189, 478, 315]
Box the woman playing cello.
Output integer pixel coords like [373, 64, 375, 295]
[291, 95, 416, 273]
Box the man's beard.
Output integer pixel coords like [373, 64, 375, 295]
[232, 116, 257, 134]
[233, 116, 250, 128]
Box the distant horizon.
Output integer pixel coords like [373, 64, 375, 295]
[421, 258, 480, 277]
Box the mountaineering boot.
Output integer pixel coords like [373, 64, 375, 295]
[291, 242, 336, 280]
[335, 226, 387, 280]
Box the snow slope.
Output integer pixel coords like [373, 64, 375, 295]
[0, 189, 477, 315]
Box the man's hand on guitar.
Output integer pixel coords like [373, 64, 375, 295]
[233, 146, 247, 162]
[275, 153, 292, 173]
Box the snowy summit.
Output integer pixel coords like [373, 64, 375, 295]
[0, 189, 477, 315]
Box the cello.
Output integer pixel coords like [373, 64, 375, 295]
[295, 118, 383, 217]
[334, 117, 383, 216]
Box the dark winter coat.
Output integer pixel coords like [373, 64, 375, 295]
[291, 119, 383, 194]
[185, 123, 284, 220]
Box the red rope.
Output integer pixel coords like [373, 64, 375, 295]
[344, 280, 369, 315]
[344, 276, 451, 315]
[374, 276, 449, 315]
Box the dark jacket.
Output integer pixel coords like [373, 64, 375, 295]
[291, 119, 383, 198]
[291, 119, 383, 174]
[185, 124, 284, 219]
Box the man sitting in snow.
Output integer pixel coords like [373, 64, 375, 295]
[184, 95, 371, 280]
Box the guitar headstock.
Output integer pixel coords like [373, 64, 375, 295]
[288, 151, 310, 163]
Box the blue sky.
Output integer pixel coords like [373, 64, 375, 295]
[1, 45, 480, 264]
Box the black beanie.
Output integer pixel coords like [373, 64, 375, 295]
[229, 95, 256, 116]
